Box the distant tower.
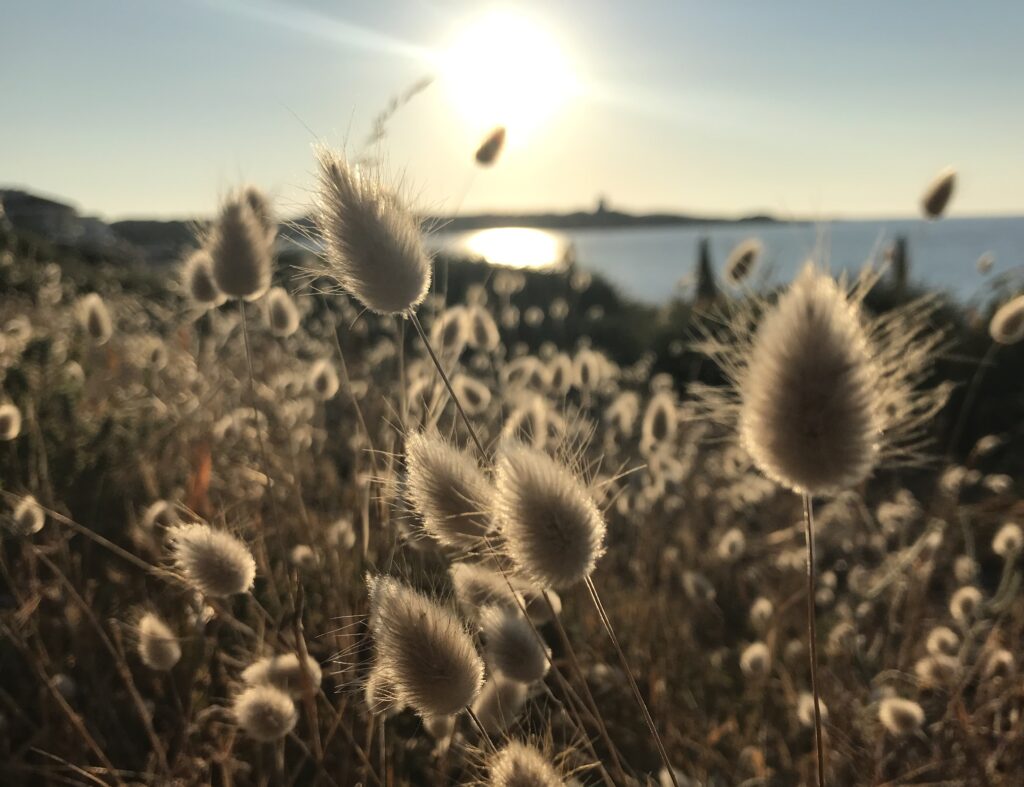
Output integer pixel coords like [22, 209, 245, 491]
[694, 237, 719, 305]
[595, 195, 609, 215]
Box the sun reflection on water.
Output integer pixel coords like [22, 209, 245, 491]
[460, 227, 566, 269]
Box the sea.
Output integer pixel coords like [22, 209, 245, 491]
[431, 217, 1024, 305]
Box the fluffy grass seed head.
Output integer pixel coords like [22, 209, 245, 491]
[926, 626, 959, 657]
[452, 374, 492, 415]
[740, 641, 771, 678]
[367, 575, 484, 717]
[312, 147, 431, 315]
[405, 431, 493, 549]
[450, 562, 520, 622]
[493, 442, 606, 589]
[717, 527, 747, 562]
[136, 612, 181, 671]
[475, 126, 507, 167]
[241, 184, 277, 240]
[950, 585, 982, 624]
[488, 740, 565, 787]
[993, 522, 1023, 558]
[309, 358, 340, 401]
[242, 652, 322, 698]
[208, 190, 274, 301]
[797, 691, 828, 728]
[697, 263, 949, 497]
[233, 684, 297, 742]
[181, 248, 225, 307]
[168, 523, 256, 597]
[878, 696, 925, 735]
[921, 166, 956, 219]
[989, 294, 1024, 345]
[749, 597, 774, 632]
[78, 293, 113, 345]
[641, 391, 678, 450]
[725, 238, 763, 285]
[479, 605, 550, 684]
[472, 674, 528, 735]
[142, 500, 178, 530]
[11, 495, 45, 536]
[266, 286, 300, 337]
[468, 305, 501, 351]
[0, 403, 21, 440]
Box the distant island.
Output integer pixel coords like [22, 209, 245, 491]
[432, 198, 780, 232]
[0, 186, 782, 264]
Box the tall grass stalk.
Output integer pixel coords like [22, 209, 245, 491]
[239, 300, 288, 612]
[583, 575, 679, 787]
[466, 706, 498, 754]
[409, 309, 676, 786]
[803, 493, 826, 787]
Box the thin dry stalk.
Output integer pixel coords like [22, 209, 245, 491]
[239, 299, 288, 612]
[803, 493, 826, 787]
[583, 575, 679, 787]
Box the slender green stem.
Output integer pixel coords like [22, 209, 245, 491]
[803, 493, 826, 787]
[584, 575, 678, 787]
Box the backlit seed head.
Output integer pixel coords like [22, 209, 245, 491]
[479, 605, 549, 684]
[725, 238, 763, 285]
[312, 148, 431, 315]
[989, 294, 1024, 345]
[925, 626, 959, 657]
[181, 248, 225, 307]
[10, 495, 45, 536]
[405, 431, 493, 549]
[78, 293, 113, 345]
[797, 692, 828, 728]
[208, 191, 274, 301]
[878, 697, 924, 735]
[242, 652, 322, 698]
[993, 522, 1023, 558]
[0, 403, 22, 441]
[494, 443, 606, 589]
[309, 359, 340, 401]
[475, 126, 507, 167]
[168, 523, 256, 597]
[472, 674, 528, 735]
[921, 166, 956, 219]
[136, 612, 181, 671]
[467, 305, 501, 351]
[949, 585, 982, 624]
[366, 576, 484, 718]
[266, 286, 300, 337]
[697, 263, 949, 496]
[488, 741, 564, 787]
[716, 527, 746, 562]
[233, 685, 297, 742]
[740, 642, 771, 678]
[450, 562, 520, 622]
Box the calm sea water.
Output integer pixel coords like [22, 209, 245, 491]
[434, 217, 1024, 305]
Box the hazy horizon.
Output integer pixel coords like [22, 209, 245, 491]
[4, 1, 1023, 221]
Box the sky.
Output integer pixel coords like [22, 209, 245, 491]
[2, 0, 1023, 221]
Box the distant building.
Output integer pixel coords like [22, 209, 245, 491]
[595, 195, 609, 215]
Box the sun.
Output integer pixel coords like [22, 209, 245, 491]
[438, 9, 578, 144]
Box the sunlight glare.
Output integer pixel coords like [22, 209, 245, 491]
[439, 9, 578, 143]
[462, 227, 565, 269]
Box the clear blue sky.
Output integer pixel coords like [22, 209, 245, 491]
[2, 0, 1022, 220]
